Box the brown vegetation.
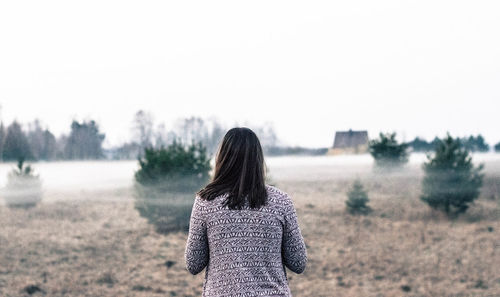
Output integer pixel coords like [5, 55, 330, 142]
[0, 162, 499, 296]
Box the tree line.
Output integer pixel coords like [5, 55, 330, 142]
[407, 134, 493, 152]
[110, 111, 281, 160]
[1, 111, 499, 162]
[0, 110, 285, 162]
[369, 132, 498, 169]
[0, 119, 105, 162]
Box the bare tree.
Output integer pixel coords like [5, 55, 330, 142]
[241, 121, 278, 148]
[27, 120, 45, 160]
[174, 116, 209, 145]
[132, 110, 154, 151]
[205, 117, 226, 155]
[154, 122, 176, 148]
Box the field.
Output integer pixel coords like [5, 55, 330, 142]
[0, 155, 499, 297]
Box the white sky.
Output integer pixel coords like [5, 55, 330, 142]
[0, 0, 499, 148]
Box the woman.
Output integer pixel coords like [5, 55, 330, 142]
[185, 127, 307, 297]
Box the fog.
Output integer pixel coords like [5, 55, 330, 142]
[1, 153, 499, 204]
[0, 161, 138, 202]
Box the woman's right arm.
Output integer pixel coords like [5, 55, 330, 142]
[282, 195, 307, 274]
[185, 196, 209, 275]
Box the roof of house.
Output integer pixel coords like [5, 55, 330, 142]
[333, 130, 369, 148]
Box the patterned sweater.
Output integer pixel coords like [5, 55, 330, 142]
[185, 185, 307, 297]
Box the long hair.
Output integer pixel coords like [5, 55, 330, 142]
[197, 127, 268, 210]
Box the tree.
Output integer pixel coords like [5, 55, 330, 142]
[345, 179, 371, 215]
[475, 135, 489, 152]
[3, 121, 32, 161]
[27, 120, 44, 160]
[253, 122, 278, 149]
[407, 137, 434, 152]
[110, 142, 141, 160]
[40, 129, 57, 160]
[174, 116, 209, 147]
[0, 122, 5, 161]
[369, 132, 409, 168]
[205, 118, 226, 156]
[495, 141, 500, 153]
[175, 116, 228, 156]
[420, 133, 484, 217]
[132, 110, 154, 153]
[242, 121, 278, 150]
[154, 123, 169, 148]
[430, 136, 441, 150]
[462, 135, 489, 152]
[55, 135, 68, 160]
[234, 121, 279, 155]
[27, 120, 57, 161]
[64, 120, 105, 160]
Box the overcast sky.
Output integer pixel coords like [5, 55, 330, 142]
[1, 0, 499, 148]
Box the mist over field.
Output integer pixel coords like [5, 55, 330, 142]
[1, 153, 499, 194]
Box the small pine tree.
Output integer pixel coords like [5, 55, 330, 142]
[134, 140, 211, 192]
[134, 140, 211, 234]
[346, 179, 371, 215]
[420, 133, 484, 217]
[369, 132, 409, 168]
[3, 157, 43, 208]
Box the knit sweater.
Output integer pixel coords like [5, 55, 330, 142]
[185, 184, 307, 297]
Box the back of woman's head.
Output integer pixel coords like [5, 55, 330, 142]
[197, 127, 268, 209]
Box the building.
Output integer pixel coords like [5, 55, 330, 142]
[327, 129, 369, 155]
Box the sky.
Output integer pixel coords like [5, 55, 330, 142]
[0, 0, 499, 148]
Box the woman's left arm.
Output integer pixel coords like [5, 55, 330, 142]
[185, 196, 209, 275]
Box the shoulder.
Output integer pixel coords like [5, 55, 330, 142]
[265, 184, 288, 196]
[265, 184, 294, 209]
[193, 194, 210, 211]
[194, 192, 229, 214]
[266, 184, 291, 198]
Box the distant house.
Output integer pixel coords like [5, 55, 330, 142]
[328, 129, 369, 155]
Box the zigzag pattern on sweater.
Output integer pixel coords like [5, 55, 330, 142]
[185, 184, 307, 297]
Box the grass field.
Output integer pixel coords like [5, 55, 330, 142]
[0, 157, 499, 297]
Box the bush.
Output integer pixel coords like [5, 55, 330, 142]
[369, 132, 409, 169]
[345, 179, 371, 215]
[420, 134, 484, 217]
[134, 141, 211, 234]
[2, 157, 43, 208]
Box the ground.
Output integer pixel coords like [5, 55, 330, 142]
[0, 161, 499, 297]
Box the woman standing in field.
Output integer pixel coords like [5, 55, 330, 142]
[185, 127, 307, 297]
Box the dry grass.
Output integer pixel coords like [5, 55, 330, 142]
[0, 165, 499, 296]
[281, 176, 500, 297]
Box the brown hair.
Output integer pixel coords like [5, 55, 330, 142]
[197, 127, 268, 209]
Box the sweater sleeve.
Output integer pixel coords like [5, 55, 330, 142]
[281, 195, 307, 274]
[185, 195, 209, 275]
